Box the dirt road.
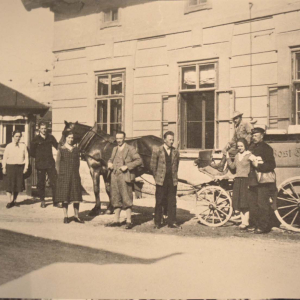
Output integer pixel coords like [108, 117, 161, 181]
[0, 193, 300, 298]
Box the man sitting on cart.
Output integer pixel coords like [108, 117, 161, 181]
[211, 111, 253, 172]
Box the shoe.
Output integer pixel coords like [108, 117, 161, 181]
[154, 224, 161, 229]
[254, 228, 269, 234]
[105, 222, 121, 227]
[162, 215, 168, 225]
[41, 200, 46, 208]
[54, 203, 63, 208]
[6, 202, 14, 209]
[74, 217, 85, 224]
[105, 209, 114, 215]
[63, 217, 68, 224]
[246, 226, 256, 233]
[239, 224, 249, 230]
[211, 155, 227, 172]
[168, 223, 182, 229]
[125, 222, 134, 229]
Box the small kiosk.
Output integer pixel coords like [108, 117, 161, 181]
[0, 82, 49, 195]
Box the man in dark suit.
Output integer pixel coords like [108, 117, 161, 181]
[150, 131, 180, 229]
[31, 122, 62, 208]
[247, 127, 277, 234]
[107, 131, 142, 229]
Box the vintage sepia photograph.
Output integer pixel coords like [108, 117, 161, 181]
[0, 0, 300, 298]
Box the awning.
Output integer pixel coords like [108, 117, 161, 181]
[0, 82, 49, 117]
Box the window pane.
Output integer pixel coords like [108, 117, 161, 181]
[15, 125, 25, 132]
[205, 91, 214, 121]
[199, 0, 207, 3]
[97, 124, 107, 133]
[5, 125, 13, 144]
[189, 0, 198, 5]
[205, 121, 214, 149]
[110, 99, 122, 123]
[112, 9, 118, 21]
[97, 100, 107, 123]
[98, 76, 109, 95]
[199, 64, 215, 88]
[182, 66, 196, 90]
[186, 94, 202, 121]
[296, 53, 300, 80]
[111, 74, 123, 94]
[110, 124, 122, 137]
[187, 122, 202, 148]
[104, 11, 111, 22]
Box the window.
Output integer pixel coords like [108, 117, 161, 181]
[0, 121, 25, 144]
[95, 71, 124, 136]
[292, 51, 300, 124]
[180, 61, 217, 149]
[184, 0, 212, 14]
[180, 62, 217, 91]
[101, 8, 121, 29]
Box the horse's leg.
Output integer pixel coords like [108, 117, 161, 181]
[88, 168, 101, 216]
[103, 174, 114, 214]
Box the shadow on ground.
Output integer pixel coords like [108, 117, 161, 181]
[0, 229, 182, 286]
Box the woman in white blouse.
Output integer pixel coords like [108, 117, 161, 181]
[2, 130, 29, 208]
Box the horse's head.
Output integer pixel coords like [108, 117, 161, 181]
[60, 121, 91, 145]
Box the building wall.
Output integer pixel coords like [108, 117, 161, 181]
[51, 0, 300, 150]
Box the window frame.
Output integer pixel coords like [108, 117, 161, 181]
[100, 7, 121, 29]
[179, 61, 218, 92]
[292, 50, 300, 124]
[95, 70, 125, 135]
[184, 0, 212, 14]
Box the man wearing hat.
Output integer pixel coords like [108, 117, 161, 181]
[212, 111, 253, 171]
[247, 127, 277, 234]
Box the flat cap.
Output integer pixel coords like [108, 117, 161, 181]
[251, 127, 265, 134]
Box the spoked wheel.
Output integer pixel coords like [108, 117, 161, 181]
[275, 177, 300, 232]
[195, 186, 233, 227]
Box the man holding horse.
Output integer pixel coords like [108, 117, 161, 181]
[107, 131, 142, 229]
[31, 122, 62, 208]
[150, 131, 180, 229]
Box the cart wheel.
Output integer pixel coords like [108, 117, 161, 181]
[196, 186, 233, 227]
[275, 177, 300, 232]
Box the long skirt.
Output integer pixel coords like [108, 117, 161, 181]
[4, 164, 25, 193]
[232, 177, 249, 210]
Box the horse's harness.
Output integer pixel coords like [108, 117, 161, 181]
[77, 127, 112, 165]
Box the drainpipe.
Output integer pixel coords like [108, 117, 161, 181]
[249, 2, 253, 121]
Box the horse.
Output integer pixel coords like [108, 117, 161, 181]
[60, 121, 164, 216]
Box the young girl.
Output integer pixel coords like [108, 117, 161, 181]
[226, 138, 252, 230]
[55, 130, 84, 224]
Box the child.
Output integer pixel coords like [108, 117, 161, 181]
[226, 138, 252, 230]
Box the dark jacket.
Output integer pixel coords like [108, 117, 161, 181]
[30, 134, 58, 169]
[150, 145, 180, 186]
[248, 141, 276, 185]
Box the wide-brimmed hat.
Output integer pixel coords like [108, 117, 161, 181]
[251, 127, 265, 135]
[232, 111, 243, 119]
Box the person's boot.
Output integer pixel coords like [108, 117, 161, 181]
[210, 155, 227, 172]
[41, 199, 46, 208]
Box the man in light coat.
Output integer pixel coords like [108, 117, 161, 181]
[212, 111, 253, 171]
[150, 131, 180, 229]
[107, 131, 142, 229]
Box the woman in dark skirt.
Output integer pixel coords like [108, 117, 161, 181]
[55, 131, 84, 224]
[226, 138, 252, 230]
[2, 130, 29, 208]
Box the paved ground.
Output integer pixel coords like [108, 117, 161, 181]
[0, 192, 300, 298]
